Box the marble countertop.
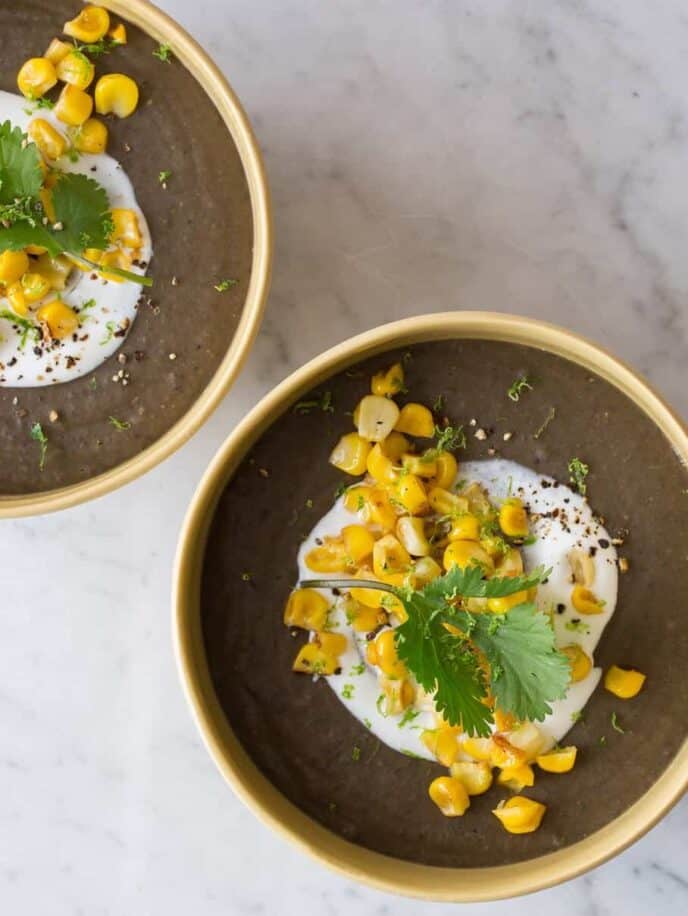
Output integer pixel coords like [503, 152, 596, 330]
[3, 0, 687, 913]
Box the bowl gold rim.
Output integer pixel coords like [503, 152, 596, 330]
[0, 0, 273, 519]
[173, 311, 688, 902]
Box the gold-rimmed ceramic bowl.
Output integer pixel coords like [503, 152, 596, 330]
[0, 0, 271, 517]
[174, 312, 688, 901]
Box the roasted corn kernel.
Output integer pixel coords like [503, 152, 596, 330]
[342, 524, 375, 565]
[283, 589, 330, 631]
[355, 394, 400, 442]
[366, 442, 399, 485]
[496, 547, 524, 578]
[330, 432, 371, 476]
[372, 534, 411, 579]
[304, 536, 349, 573]
[393, 473, 428, 515]
[493, 796, 546, 834]
[560, 644, 592, 683]
[28, 118, 67, 161]
[394, 402, 435, 438]
[64, 5, 110, 42]
[17, 58, 57, 98]
[73, 118, 108, 154]
[396, 516, 430, 557]
[401, 453, 436, 478]
[371, 362, 404, 397]
[497, 763, 535, 792]
[109, 23, 128, 44]
[366, 628, 406, 679]
[604, 665, 645, 699]
[7, 272, 51, 315]
[448, 513, 480, 541]
[428, 776, 470, 817]
[428, 451, 458, 490]
[56, 49, 95, 90]
[536, 746, 577, 773]
[34, 253, 72, 290]
[0, 250, 30, 285]
[571, 584, 605, 615]
[450, 760, 493, 795]
[499, 497, 529, 538]
[45, 38, 72, 65]
[443, 539, 493, 573]
[55, 83, 93, 126]
[379, 676, 415, 715]
[292, 632, 347, 675]
[412, 556, 443, 585]
[94, 73, 139, 118]
[421, 726, 461, 766]
[486, 589, 530, 614]
[36, 299, 79, 339]
[427, 486, 468, 516]
[99, 247, 133, 282]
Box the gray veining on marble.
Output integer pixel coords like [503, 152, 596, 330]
[1, 1, 686, 913]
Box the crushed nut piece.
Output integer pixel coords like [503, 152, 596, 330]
[474, 428, 487, 440]
[169, 352, 177, 360]
[49, 409, 59, 423]
[503, 431, 513, 441]
[258, 468, 270, 478]
[618, 557, 630, 573]
[117, 353, 127, 364]
[171, 276, 179, 286]
[469, 418, 477, 427]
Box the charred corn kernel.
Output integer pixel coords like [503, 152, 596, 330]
[497, 763, 535, 792]
[413, 556, 443, 585]
[305, 536, 349, 573]
[429, 776, 470, 817]
[56, 50, 95, 89]
[36, 299, 78, 339]
[490, 734, 526, 769]
[73, 117, 108, 154]
[355, 394, 400, 442]
[38, 187, 56, 223]
[20, 271, 51, 304]
[283, 589, 329, 631]
[448, 513, 480, 541]
[393, 473, 428, 515]
[428, 487, 468, 517]
[347, 600, 383, 633]
[64, 5, 110, 42]
[366, 442, 398, 485]
[394, 402, 435, 438]
[507, 722, 546, 761]
[496, 547, 524, 578]
[367, 629, 406, 679]
[366, 488, 397, 532]
[34, 253, 71, 290]
[499, 498, 529, 538]
[67, 248, 104, 272]
[401, 453, 437, 478]
[329, 432, 370, 476]
[380, 431, 410, 461]
[99, 247, 133, 282]
[55, 83, 93, 126]
[373, 534, 411, 579]
[463, 482, 492, 516]
[536, 746, 577, 773]
[28, 118, 66, 161]
[17, 58, 57, 98]
[443, 539, 493, 573]
[292, 631, 347, 675]
[343, 484, 372, 514]
[421, 726, 461, 766]
[450, 760, 493, 795]
[604, 665, 646, 699]
[6, 282, 28, 316]
[487, 589, 529, 614]
[349, 576, 385, 609]
[342, 524, 375, 564]
[396, 516, 430, 557]
[371, 362, 404, 397]
[45, 38, 72, 65]
[379, 676, 415, 715]
[0, 250, 30, 285]
[568, 548, 596, 587]
[110, 208, 142, 248]
[560, 644, 592, 683]
[493, 796, 546, 834]
[429, 451, 458, 490]
[462, 736, 494, 762]
[95, 73, 140, 118]
[109, 23, 127, 44]
[494, 709, 517, 733]
[571, 584, 605, 615]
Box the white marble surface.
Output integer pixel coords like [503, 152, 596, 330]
[2, 0, 687, 912]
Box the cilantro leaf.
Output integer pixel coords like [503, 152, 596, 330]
[0, 121, 42, 204]
[419, 563, 550, 604]
[0, 219, 60, 255]
[51, 172, 113, 253]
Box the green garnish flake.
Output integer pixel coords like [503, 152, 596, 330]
[351, 744, 361, 761]
[294, 390, 334, 415]
[158, 170, 172, 185]
[397, 708, 420, 729]
[363, 717, 372, 729]
[568, 457, 590, 495]
[401, 749, 422, 759]
[24, 97, 55, 115]
[108, 416, 131, 431]
[99, 320, 116, 345]
[422, 424, 466, 462]
[213, 278, 237, 292]
[153, 43, 173, 63]
[611, 712, 625, 734]
[571, 710, 584, 724]
[305, 498, 314, 509]
[75, 37, 118, 58]
[433, 394, 446, 413]
[375, 693, 388, 717]
[30, 422, 48, 471]
[241, 572, 252, 582]
[349, 663, 365, 676]
[0, 309, 40, 349]
[341, 683, 355, 700]
[334, 481, 349, 500]
[507, 375, 533, 402]
[565, 619, 591, 635]
[78, 298, 97, 324]
[599, 735, 607, 746]
[533, 406, 556, 440]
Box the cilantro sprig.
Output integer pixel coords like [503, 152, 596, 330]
[300, 564, 570, 736]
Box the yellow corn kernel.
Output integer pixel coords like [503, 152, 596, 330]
[110, 208, 142, 248]
[366, 442, 399, 485]
[366, 488, 397, 532]
[64, 5, 110, 42]
[497, 764, 535, 792]
[34, 253, 72, 290]
[450, 760, 493, 795]
[55, 84, 93, 126]
[493, 796, 546, 834]
[507, 722, 546, 760]
[463, 482, 492, 516]
[343, 484, 372, 514]
[421, 726, 461, 766]
[494, 709, 517, 733]
[305, 536, 349, 574]
[462, 736, 494, 762]
[45, 38, 72, 65]
[499, 498, 529, 538]
[396, 516, 430, 557]
[496, 548, 524, 578]
[21, 271, 51, 304]
[373, 534, 411, 579]
[95, 71, 139, 118]
[427, 486, 468, 516]
[347, 600, 383, 633]
[6, 282, 27, 315]
[329, 432, 371, 476]
[349, 577, 387, 609]
[394, 402, 435, 438]
[73, 118, 108, 154]
[371, 362, 404, 397]
[283, 589, 330, 631]
[428, 776, 470, 817]
[355, 394, 400, 442]
[99, 247, 133, 282]
[443, 539, 493, 574]
[560, 644, 592, 683]
[367, 629, 406, 679]
[28, 118, 67, 161]
[17, 58, 57, 98]
[571, 584, 605, 615]
[428, 451, 458, 490]
[401, 453, 436, 478]
[36, 299, 78, 339]
[486, 589, 530, 614]
[109, 23, 128, 44]
[536, 746, 577, 774]
[413, 556, 443, 585]
[0, 250, 30, 285]
[380, 431, 410, 462]
[56, 50, 95, 90]
[448, 513, 480, 541]
[379, 676, 415, 715]
[490, 734, 526, 769]
[393, 473, 428, 515]
[604, 665, 646, 699]
[292, 631, 348, 675]
[568, 548, 596, 587]
[342, 524, 375, 565]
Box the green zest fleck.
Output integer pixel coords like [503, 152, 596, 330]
[533, 406, 556, 440]
[565, 618, 591, 635]
[294, 390, 334, 415]
[611, 712, 625, 734]
[341, 683, 355, 700]
[0, 309, 41, 349]
[30, 422, 48, 471]
[568, 457, 590, 495]
[99, 321, 116, 345]
[213, 278, 238, 292]
[334, 481, 349, 500]
[363, 717, 372, 729]
[158, 170, 172, 185]
[571, 710, 584, 724]
[433, 394, 446, 413]
[305, 498, 314, 509]
[241, 572, 252, 582]
[376, 693, 388, 717]
[507, 374, 533, 402]
[75, 37, 119, 58]
[401, 749, 422, 759]
[108, 416, 131, 431]
[398, 708, 420, 729]
[349, 662, 365, 676]
[351, 745, 361, 761]
[153, 43, 173, 63]
[422, 424, 466, 462]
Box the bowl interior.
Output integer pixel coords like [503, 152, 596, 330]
[198, 335, 688, 869]
[0, 0, 256, 498]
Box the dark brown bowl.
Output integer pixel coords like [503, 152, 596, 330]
[174, 313, 688, 900]
[0, 0, 271, 516]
